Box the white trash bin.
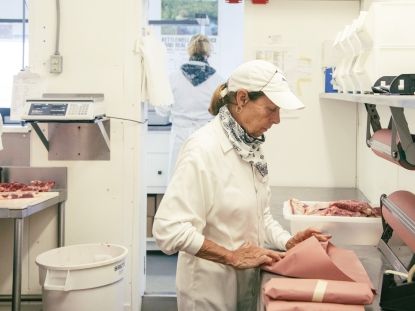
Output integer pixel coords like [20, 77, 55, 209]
[36, 243, 128, 311]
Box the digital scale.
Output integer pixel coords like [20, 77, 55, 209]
[21, 93, 105, 121]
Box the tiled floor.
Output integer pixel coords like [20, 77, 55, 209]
[145, 251, 177, 295]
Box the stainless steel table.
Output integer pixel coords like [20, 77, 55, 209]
[259, 187, 392, 311]
[260, 244, 391, 310]
[0, 190, 67, 311]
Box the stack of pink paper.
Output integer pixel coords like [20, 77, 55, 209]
[263, 278, 373, 311]
[261, 236, 375, 311]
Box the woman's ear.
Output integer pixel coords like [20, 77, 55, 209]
[235, 89, 249, 106]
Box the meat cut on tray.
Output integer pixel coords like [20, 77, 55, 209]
[0, 180, 55, 200]
[289, 198, 380, 217]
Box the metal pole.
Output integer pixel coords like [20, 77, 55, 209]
[58, 202, 65, 247]
[12, 218, 23, 311]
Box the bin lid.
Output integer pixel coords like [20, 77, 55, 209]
[36, 243, 128, 270]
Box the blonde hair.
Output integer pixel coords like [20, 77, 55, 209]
[187, 34, 212, 58]
[209, 83, 234, 116]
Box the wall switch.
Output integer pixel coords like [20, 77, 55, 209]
[50, 54, 63, 73]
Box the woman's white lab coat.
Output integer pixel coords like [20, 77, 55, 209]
[156, 63, 223, 179]
[153, 116, 292, 311]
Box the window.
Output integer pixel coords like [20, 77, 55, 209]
[147, 0, 243, 79]
[0, 0, 28, 118]
[148, 0, 219, 74]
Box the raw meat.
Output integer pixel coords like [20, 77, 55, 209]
[289, 198, 380, 217]
[0, 180, 55, 200]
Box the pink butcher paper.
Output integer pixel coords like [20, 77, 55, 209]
[262, 236, 375, 291]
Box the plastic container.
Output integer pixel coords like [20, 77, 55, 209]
[36, 243, 128, 311]
[283, 201, 383, 246]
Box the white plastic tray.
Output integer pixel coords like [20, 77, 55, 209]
[283, 200, 383, 246]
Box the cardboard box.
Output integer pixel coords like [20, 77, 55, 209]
[147, 216, 154, 237]
[156, 193, 164, 209]
[147, 195, 156, 217]
[283, 201, 382, 246]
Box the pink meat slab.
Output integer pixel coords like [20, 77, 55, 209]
[265, 300, 365, 311]
[262, 236, 375, 291]
[263, 278, 374, 305]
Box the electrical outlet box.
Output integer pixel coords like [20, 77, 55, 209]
[50, 55, 63, 73]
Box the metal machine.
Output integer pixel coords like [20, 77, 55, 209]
[21, 93, 105, 121]
[378, 191, 415, 311]
[365, 102, 415, 170]
[19, 93, 110, 154]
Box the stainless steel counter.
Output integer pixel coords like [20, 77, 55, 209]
[260, 186, 390, 311]
[0, 166, 67, 311]
[260, 244, 390, 311]
[0, 190, 67, 311]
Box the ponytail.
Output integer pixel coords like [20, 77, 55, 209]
[209, 83, 228, 115]
[209, 83, 238, 116]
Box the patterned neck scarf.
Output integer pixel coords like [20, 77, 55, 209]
[218, 105, 268, 179]
[181, 55, 216, 86]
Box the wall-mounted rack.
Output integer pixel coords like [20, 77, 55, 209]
[319, 93, 415, 109]
[320, 93, 415, 170]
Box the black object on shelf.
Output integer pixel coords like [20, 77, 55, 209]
[372, 75, 415, 95]
[380, 273, 415, 311]
[389, 74, 415, 95]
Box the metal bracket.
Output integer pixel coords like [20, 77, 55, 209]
[26, 118, 110, 153]
[365, 102, 415, 169]
[96, 118, 111, 151]
[30, 122, 49, 151]
[390, 107, 415, 166]
[365, 103, 382, 147]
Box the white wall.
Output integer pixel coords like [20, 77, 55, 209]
[244, 0, 360, 187]
[0, 0, 146, 310]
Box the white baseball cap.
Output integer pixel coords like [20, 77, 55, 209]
[221, 60, 305, 110]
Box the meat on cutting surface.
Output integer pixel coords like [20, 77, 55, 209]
[290, 198, 380, 217]
[0, 180, 55, 200]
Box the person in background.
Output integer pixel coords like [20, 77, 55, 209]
[153, 60, 331, 311]
[156, 34, 223, 180]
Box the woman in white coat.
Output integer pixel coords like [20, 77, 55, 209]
[156, 34, 223, 180]
[153, 60, 331, 311]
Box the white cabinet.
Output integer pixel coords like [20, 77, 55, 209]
[145, 129, 170, 194]
[145, 129, 170, 249]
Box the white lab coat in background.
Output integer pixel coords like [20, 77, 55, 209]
[153, 116, 292, 311]
[156, 62, 223, 180]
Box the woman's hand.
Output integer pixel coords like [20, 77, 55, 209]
[285, 227, 331, 250]
[228, 242, 285, 269]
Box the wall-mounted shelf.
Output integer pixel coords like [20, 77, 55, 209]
[319, 93, 415, 109]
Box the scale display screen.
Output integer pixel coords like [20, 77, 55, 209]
[29, 103, 68, 116]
